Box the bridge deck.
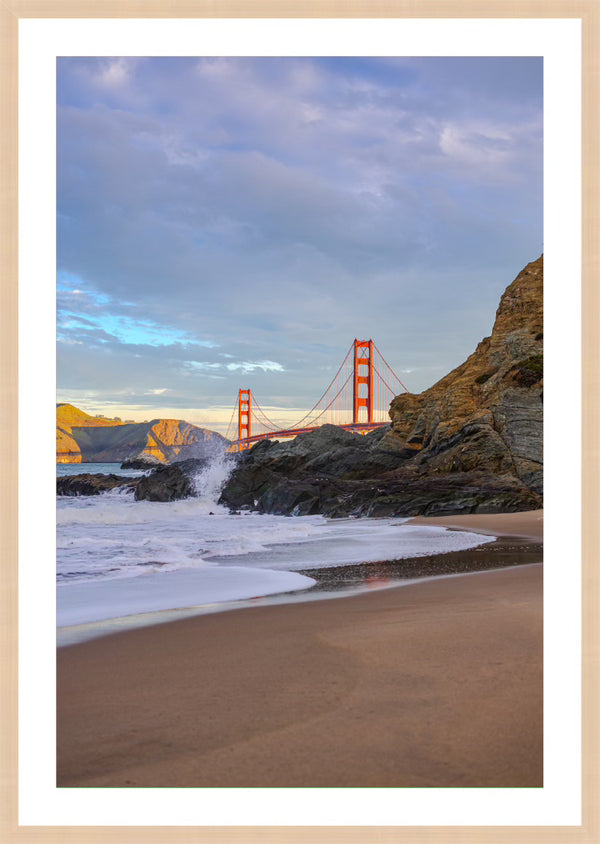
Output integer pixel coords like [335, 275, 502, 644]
[227, 422, 389, 452]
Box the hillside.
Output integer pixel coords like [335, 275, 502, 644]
[56, 404, 227, 464]
[57, 405, 125, 463]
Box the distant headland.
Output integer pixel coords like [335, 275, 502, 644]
[56, 403, 227, 464]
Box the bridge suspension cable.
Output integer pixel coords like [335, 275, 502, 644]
[287, 341, 355, 431]
[373, 341, 410, 394]
[251, 396, 284, 433]
[225, 339, 409, 449]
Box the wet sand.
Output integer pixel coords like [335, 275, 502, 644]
[408, 509, 543, 541]
[57, 510, 543, 788]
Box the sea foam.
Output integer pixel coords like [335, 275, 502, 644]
[57, 453, 495, 630]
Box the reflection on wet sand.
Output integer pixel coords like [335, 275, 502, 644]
[297, 536, 542, 596]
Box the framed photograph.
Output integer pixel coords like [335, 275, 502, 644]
[2, 2, 598, 842]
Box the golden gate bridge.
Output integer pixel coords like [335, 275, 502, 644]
[225, 339, 409, 452]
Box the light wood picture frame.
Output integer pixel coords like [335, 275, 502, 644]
[1, 2, 598, 842]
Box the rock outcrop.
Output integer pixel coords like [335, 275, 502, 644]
[220, 257, 543, 517]
[134, 459, 207, 502]
[383, 255, 543, 494]
[121, 455, 163, 470]
[219, 426, 540, 517]
[56, 473, 137, 496]
[56, 404, 227, 464]
[57, 458, 208, 501]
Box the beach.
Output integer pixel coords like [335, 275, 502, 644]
[57, 510, 543, 788]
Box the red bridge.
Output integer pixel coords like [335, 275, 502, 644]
[226, 339, 408, 452]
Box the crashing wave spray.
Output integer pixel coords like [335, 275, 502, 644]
[190, 441, 236, 504]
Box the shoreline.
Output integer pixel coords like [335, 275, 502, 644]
[57, 510, 542, 646]
[57, 509, 543, 788]
[300, 533, 541, 591]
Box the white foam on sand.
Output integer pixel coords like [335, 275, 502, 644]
[209, 519, 496, 572]
[57, 565, 315, 627]
[57, 454, 496, 637]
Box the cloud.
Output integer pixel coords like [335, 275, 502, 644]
[96, 57, 132, 89]
[57, 57, 543, 421]
[226, 360, 284, 373]
[57, 272, 217, 349]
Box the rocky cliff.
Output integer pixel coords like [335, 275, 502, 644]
[219, 257, 543, 517]
[383, 255, 543, 494]
[56, 404, 227, 464]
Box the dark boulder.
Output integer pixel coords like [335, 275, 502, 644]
[57, 458, 210, 501]
[57, 473, 136, 497]
[134, 458, 207, 502]
[258, 480, 322, 516]
[220, 424, 403, 507]
[249, 471, 542, 519]
[303, 444, 404, 479]
[248, 425, 363, 462]
[219, 421, 543, 518]
[121, 454, 163, 470]
[359, 471, 541, 518]
[219, 463, 280, 511]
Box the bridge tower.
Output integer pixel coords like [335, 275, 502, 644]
[353, 339, 374, 424]
[238, 389, 252, 444]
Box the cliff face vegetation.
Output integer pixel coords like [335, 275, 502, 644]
[383, 256, 543, 495]
[56, 404, 226, 464]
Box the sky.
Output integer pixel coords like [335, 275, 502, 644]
[56, 56, 543, 436]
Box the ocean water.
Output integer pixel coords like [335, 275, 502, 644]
[57, 454, 495, 635]
[57, 461, 148, 478]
